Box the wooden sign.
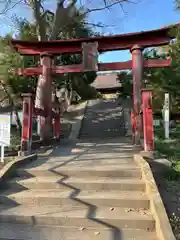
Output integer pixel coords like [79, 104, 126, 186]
[0, 114, 11, 147]
[82, 42, 98, 72]
[0, 113, 11, 163]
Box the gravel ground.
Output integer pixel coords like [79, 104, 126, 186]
[154, 169, 180, 239]
[154, 128, 180, 239]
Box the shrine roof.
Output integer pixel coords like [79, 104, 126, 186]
[91, 73, 121, 90]
[11, 24, 179, 55]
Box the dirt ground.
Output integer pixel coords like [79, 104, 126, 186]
[155, 175, 180, 239]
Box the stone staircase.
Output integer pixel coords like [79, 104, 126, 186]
[79, 99, 125, 139]
[0, 139, 159, 240]
[0, 98, 159, 239]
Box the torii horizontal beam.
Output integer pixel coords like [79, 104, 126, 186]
[11, 25, 179, 55]
[16, 59, 171, 76]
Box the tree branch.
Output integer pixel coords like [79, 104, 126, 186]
[79, 0, 135, 16]
[26, 0, 47, 40]
[83, 21, 115, 29]
[0, 0, 23, 15]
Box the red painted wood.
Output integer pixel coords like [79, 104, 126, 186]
[142, 89, 154, 151]
[143, 59, 171, 68]
[37, 54, 53, 138]
[17, 67, 42, 75]
[131, 110, 136, 144]
[34, 108, 59, 119]
[54, 64, 83, 73]
[131, 45, 143, 145]
[82, 42, 98, 71]
[11, 25, 177, 55]
[21, 94, 33, 153]
[99, 61, 132, 71]
[53, 113, 60, 138]
[15, 59, 171, 76]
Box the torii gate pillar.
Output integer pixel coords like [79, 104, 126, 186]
[19, 93, 33, 156]
[36, 52, 53, 140]
[142, 89, 154, 152]
[131, 45, 143, 145]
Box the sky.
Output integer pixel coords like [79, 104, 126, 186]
[96, 0, 180, 62]
[0, 0, 179, 63]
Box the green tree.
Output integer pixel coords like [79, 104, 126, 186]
[117, 71, 132, 98]
[143, 24, 180, 113]
[0, 35, 24, 131]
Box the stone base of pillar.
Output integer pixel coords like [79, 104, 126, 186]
[140, 150, 156, 159]
[125, 129, 132, 137]
[54, 136, 60, 142]
[20, 140, 31, 156]
[18, 150, 31, 157]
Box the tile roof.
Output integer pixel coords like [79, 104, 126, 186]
[91, 72, 121, 89]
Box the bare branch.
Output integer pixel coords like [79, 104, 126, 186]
[103, 0, 111, 11]
[79, 0, 136, 16]
[0, 0, 23, 15]
[26, 0, 47, 40]
[84, 21, 115, 29]
[41, 10, 54, 19]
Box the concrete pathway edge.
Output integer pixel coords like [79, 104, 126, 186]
[0, 154, 37, 184]
[134, 154, 176, 240]
[68, 101, 88, 141]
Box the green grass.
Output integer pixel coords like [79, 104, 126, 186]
[155, 127, 180, 180]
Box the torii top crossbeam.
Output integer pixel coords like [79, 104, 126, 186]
[11, 25, 178, 55]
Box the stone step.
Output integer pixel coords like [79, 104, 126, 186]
[79, 134, 125, 139]
[7, 177, 145, 191]
[16, 165, 142, 178]
[0, 189, 149, 209]
[0, 223, 158, 240]
[24, 158, 136, 170]
[21, 158, 137, 170]
[69, 154, 136, 161]
[0, 205, 155, 230]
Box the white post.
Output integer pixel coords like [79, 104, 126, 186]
[164, 93, 170, 139]
[1, 145, 4, 163]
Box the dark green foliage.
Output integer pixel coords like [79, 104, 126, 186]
[143, 25, 180, 113]
[117, 71, 132, 97]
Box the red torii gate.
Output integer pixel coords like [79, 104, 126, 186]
[11, 25, 177, 154]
